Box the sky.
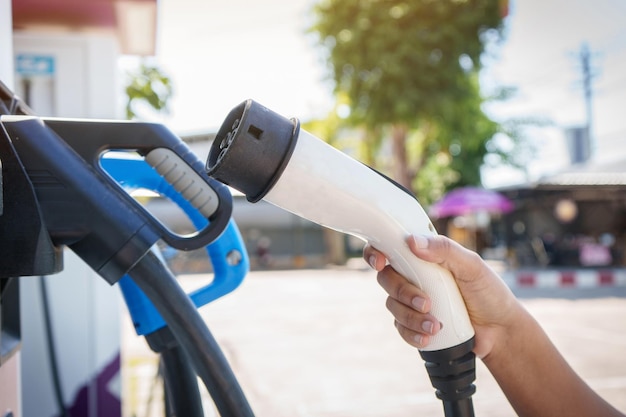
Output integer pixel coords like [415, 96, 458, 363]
[479, 0, 626, 186]
[150, 0, 329, 130]
[133, 0, 626, 188]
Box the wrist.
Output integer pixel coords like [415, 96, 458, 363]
[480, 302, 535, 366]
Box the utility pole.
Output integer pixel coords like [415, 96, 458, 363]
[566, 43, 597, 165]
[579, 42, 595, 159]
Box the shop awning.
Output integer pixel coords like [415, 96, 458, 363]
[12, 0, 157, 55]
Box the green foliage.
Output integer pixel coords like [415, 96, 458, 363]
[414, 151, 459, 204]
[312, 0, 503, 126]
[124, 62, 173, 120]
[309, 0, 508, 200]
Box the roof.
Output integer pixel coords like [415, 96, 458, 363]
[538, 158, 626, 187]
[12, 0, 157, 55]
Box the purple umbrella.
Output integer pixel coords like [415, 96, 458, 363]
[429, 186, 514, 218]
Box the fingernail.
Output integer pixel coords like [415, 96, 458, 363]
[412, 297, 427, 312]
[422, 321, 434, 334]
[411, 235, 429, 249]
[413, 334, 424, 345]
[368, 255, 377, 269]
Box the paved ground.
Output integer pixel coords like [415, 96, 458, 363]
[121, 266, 626, 417]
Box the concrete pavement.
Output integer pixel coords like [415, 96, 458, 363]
[121, 266, 626, 417]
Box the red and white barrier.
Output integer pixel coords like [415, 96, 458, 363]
[501, 269, 626, 288]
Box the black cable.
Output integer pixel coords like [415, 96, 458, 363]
[145, 326, 205, 417]
[160, 343, 205, 417]
[443, 397, 475, 417]
[39, 276, 70, 417]
[128, 251, 255, 417]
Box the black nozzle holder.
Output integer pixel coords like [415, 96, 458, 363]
[1, 117, 160, 284]
[206, 99, 299, 203]
[420, 337, 476, 417]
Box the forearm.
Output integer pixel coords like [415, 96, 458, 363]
[483, 306, 623, 417]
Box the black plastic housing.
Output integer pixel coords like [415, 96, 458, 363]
[206, 99, 299, 202]
[0, 115, 233, 284]
[0, 124, 62, 277]
[43, 117, 233, 251]
[1, 117, 159, 283]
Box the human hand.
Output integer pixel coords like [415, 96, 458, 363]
[364, 234, 522, 359]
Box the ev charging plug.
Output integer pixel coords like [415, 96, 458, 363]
[207, 100, 477, 417]
[0, 115, 232, 283]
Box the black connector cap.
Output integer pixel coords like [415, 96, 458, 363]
[206, 99, 299, 203]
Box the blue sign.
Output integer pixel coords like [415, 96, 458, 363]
[16, 54, 55, 76]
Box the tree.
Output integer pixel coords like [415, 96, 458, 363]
[124, 61, 173, 120]
[310, 0, 507, 202]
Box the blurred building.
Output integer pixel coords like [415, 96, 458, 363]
[11, 0, 157, 119]
[500, 158, 626, 268]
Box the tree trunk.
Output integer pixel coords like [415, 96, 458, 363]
[390, 123, 412, 190]
[324, 228, 346, 265]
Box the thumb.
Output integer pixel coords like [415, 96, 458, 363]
[406, 234, 485, 286]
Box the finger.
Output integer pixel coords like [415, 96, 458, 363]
[363, 244, 387, 271]
[407, 235, 484, 285]
[386, 297, 441, 336]
[395, 320, 433, 349]
[377, 266, 431, 313]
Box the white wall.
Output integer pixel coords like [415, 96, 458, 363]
[13, 32, 120, 118]
[20, 252, 122, 417]
[0, 0, 13, 87]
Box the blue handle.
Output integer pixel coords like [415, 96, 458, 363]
[102, 157, 249, 335]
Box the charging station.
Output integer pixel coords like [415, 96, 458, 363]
[5, 31, 124, 417]
[1, 2, 20, 414]
[2, 4, 164, 413]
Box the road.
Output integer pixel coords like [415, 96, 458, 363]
[121, 266, 626, 417]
